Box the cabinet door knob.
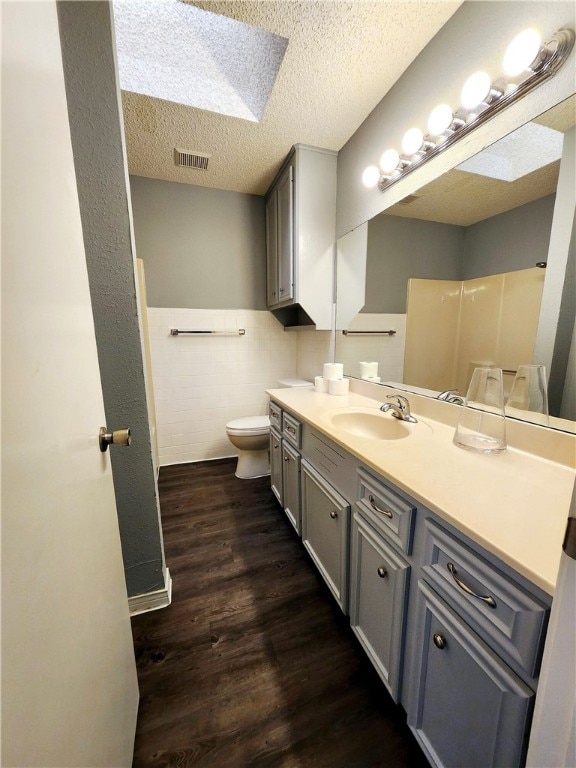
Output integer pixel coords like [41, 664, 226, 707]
[377, 567, 388, 578]
[433, 633, 447, 649]
[284, 456, 290, 462]
[330, 510, 338, 519]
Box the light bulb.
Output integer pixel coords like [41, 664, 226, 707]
[503, 29, 542, 76]
[427, 104, 454, 136]
[460, 71, 492, 110]
[379, 149, 400, 174]
[362, 165, 381, 188]
[401, 127, 424, 156]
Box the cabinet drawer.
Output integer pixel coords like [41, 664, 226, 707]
[350, 513, 410, 702]
[282, 412, 301, 448]
[422, 519, 549, 678]
[356, 468, 416, 554]
[301, 428, 358, 501]
[408, 581, 533, 768]
[269, 401, 282, 432]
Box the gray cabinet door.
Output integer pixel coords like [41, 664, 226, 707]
[350, 513, 410, 702]
[270, 429, 283, 506]
[301, 460, 350, 612]
[408, 581, 534, 768]
[282, 441, 301, 535]
[276, 162, 294, 303]
[265, 191, 278, 307]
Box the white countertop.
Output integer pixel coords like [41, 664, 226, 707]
[267, 386, 576, 595]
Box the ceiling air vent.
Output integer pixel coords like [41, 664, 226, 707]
[398, 194, 419, 205]
[174, 148, 210, 170]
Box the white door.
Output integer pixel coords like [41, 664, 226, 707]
[1, 3, 139, 766]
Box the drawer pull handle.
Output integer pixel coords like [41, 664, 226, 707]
[273, 444, 279, 450]
[447, 562, 497, 608]
[330, 510, 338, 519]
[286, 425, 296, 435]
[433, 633, 446, 649]
[377, 567, 388, 578]
[368, 494, 393, 519]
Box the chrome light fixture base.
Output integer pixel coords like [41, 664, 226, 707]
[376, 28, 575, 194]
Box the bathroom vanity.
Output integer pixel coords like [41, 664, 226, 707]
[267, 384, 575, 768]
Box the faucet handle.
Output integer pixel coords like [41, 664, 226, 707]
[387, 394, 408, 410]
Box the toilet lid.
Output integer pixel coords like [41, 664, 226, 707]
[226, 415, 270, 432]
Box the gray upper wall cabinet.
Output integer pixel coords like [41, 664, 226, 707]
[266, 145, 337, 329]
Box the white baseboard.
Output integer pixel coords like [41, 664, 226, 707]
[129, 568, 172, 617]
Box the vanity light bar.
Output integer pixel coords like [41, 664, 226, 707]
[363, 27, 575, 193]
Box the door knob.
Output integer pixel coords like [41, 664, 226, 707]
[99, 427, 131, 452]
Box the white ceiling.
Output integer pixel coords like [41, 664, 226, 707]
[119, 0, 462, 195]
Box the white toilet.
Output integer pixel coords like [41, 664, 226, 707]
[226, 378, 312, 479]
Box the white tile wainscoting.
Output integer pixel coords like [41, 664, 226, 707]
[147, 308, 331, 465]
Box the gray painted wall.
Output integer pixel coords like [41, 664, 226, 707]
[58, 1, 165, 597]
[363, 215, 464, 313]
[129, 176, 266, 309]
[462, 195, 556, 279]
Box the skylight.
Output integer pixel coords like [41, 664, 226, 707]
[112, 0, 288, 122]
[456, 122, 564, 182]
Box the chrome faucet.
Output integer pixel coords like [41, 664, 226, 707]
[380, 394, 418, 423]
[437, 389, 464, 405]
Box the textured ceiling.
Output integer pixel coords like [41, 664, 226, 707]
[113, 0, 288, 121]
[121, 0, 462, 195]
[384, 96, 576, 227]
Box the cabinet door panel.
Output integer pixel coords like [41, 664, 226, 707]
[265, 192, 278, 307]
[270, 429, 283, 506]
[277, 163, 294, 302]
[350, 513, 409, 701]
[301, 461, 350, 612]
[282, 441, 301, 535]
[409, 582, 533, 768]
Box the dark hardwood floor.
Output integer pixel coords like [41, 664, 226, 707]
[131, 459, 428, 768]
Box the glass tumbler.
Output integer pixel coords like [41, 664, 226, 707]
[453, 367, 507, 454]
[506, 364, 549, 426]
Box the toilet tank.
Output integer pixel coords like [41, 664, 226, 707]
[278, 378, 312, 388]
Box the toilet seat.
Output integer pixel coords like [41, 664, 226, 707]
[226, 415, 270, 436]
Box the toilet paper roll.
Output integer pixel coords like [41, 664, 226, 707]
[359, 361, 378, 379]
[314, 376, 328, 393]
[328, 377, 349, 396]
[362, 375, 381, 383]
[323, 362, 344, 380]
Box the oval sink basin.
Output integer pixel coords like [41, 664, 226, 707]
[329, 410, 411, 440]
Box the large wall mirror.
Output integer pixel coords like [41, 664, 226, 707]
[336, 96, 575, 432]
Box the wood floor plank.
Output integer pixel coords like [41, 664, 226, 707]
[131, 459, 428, 768]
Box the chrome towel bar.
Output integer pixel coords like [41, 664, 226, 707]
[341, 330, 396, 336]
[170, 328, 245, 336]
